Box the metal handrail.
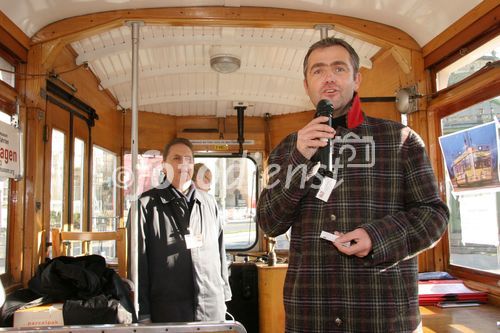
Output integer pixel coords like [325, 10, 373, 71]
[0, 321, 247, 333]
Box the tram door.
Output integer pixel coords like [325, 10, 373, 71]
[43, 86, 92, 257]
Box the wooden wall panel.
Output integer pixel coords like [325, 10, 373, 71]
[123, 113, 267, 153]
[222, 116, 267, 134]
[53, 47, 122, 154]
[176, 116, 218, 131]
[268, 110, 314, 150]
[361, 102, 401, 123]
[123, 111, 177, 152]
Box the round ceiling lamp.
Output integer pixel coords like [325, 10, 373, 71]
[210, 54, 241, 74]
[209, 46, 241, 74]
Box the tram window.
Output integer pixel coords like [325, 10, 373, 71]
[440, 96, 500, 275]
[436, 36, 499, 91]
[194, 156, 258, 250]
[92, 146, 118, 258]
[0, 112, 10, 124]
[0, 178, 8, 274]
[72, 138, 84, 232]
[122, 153, 259, 250]
[49, 129, 65, 231]
[0, 56, 14, 88]
[0, 111, 10, 274]
[122, 150, 164, 220]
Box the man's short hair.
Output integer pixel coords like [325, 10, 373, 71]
[303, 37, 360, 79]
[162, 137, 193, 160]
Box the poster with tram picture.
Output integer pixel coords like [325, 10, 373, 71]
[439, 119, 499, 193]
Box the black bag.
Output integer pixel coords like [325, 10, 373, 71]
[1, 255, 137, 326]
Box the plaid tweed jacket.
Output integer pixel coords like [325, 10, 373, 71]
[257, 114, 449, 333]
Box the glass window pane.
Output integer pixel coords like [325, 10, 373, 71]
[0, 178, 9, 274]
[0, 112, 11, 124]
[440, 96, 500, 274]
[195, 156, 258, 250]
[122, 151, 164, 222]
[0, 57, 15, 88]
[0, 111, 10, 273]
[436, 36, 500, 91]
[73, 138, 84, 231]
[92, 146, 117, 258]
[50, 130, 65, 230]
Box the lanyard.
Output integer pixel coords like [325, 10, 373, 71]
[161, 187, 203, 238]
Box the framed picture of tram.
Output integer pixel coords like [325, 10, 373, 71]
[439, 119, 499, 193]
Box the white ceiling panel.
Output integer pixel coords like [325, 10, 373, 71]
[70, 25, 379, 116]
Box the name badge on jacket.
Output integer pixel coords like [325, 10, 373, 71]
[185, 234, 203, 249]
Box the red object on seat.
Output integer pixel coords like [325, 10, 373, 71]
[418, 280, 488, 306]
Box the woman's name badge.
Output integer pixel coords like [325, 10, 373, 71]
[185, 234, 203, 249]
[316, 176, 336, 202]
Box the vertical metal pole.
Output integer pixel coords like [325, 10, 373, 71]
[235, 106, 246, 155]
[126, 20, 144, 317]
[314, 24, 334, 40]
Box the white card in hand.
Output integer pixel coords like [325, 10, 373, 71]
[320, 231, 351, 247]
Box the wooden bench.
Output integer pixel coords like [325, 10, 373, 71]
[51, 228, 127, 278]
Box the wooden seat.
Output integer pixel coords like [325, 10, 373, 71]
[51, 228, 127, 278]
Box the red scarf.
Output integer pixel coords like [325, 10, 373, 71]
[347, 92, 364, 129]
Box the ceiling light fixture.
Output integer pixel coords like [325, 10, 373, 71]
[210, 54, 241, 74]
[209, 45, 241, 74]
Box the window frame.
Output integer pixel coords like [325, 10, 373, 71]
[194, 154, 260, 252]
[0, 110, 14, 283]
[91, 144, 119, 232]
[0, 56, 22, 287]
[430, 49, 500, 287]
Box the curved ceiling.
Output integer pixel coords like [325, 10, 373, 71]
[1, 0, 481, 45]
[0, 0, 483, 117]
[70, 25, 380, 117]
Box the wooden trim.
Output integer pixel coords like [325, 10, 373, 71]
[423, 0, 499, 58]
[0, 26, 28, 63]
[448, 265, 500, 289]
[20, 43, 49, 285]
[0, 10, 30, 51]
[428, 63, 500, 118]
[423, 3, 500, 68]
[31, 7, 419, 51]
[430, 26, 499, 74]
[0, 11, 29, 62]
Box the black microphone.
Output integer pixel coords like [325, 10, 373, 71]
[315, 99, 334, 173]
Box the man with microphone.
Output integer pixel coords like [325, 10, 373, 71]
[257, 37, 449, 333]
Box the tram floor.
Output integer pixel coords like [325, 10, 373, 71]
[421, 304, 500, 333]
